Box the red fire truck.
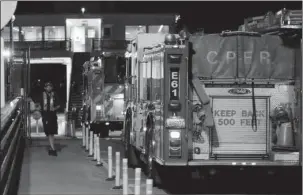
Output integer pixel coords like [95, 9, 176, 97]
[123, 29, 302, 186]
[82, 53, 125, 137]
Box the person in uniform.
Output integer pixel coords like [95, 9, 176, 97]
[38, 82, 61, 156]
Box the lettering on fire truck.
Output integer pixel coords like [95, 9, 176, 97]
[170, 68, 180, 100]
[214, 109, 266, 126]
[206, 51, 271, 65]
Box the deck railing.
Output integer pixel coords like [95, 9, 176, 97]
[0, 97, 27, 195]
[4, 39, 72, 51]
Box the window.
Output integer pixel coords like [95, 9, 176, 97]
[104, 57, 117, 83]
[125, 26, 146, 40]
[44, 26, 65, 41]
[1, 27, 19, 41]
[148, 25, 169, 34]
[151, 54, 162, 101]
[139, 60, 145, 100]
[22, 26, 42, 41]
[146, 58, 152, 101]
[103, 26, 112, 38]
[160, 52, 164, 102]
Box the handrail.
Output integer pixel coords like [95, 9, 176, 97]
[1, 98, 21, 132]
[1, 111, 21, 178]
[4, 39, 72, 51]
[0, 97, 25, 195]
[92, 39, 128, 51]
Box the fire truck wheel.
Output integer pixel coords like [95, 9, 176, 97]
[146, 140, 162, 187]
[124, 113, 140, 168]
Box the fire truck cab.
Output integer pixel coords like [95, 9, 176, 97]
[83, 53, 125, 137]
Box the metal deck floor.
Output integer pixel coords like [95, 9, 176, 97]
[18, 139, 121, 195]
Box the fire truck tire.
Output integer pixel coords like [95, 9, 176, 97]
[146, 151, 163, 187]
[145, 126, 163, 187]
[126, 145, 140, 168]
[124, 111, 140, 168]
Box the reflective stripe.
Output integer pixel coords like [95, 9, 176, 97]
[105, 100, 114, 116]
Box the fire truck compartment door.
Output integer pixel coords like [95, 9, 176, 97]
[190, 34, 297, 80]
[211, 97, 269, 155]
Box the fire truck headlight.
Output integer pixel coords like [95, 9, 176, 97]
[96, 105, 102, 110]
[169, 131, 181, 139]
[169, 130, 182, 157]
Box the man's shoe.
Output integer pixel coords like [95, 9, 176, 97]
[48, 149, 58, 156]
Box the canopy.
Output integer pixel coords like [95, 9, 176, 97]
[190, 33, 300, 80]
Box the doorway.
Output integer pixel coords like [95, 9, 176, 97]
[66, 18, 102, 52]
[28, 57, 72, 137]
[70, 26, 86, 52]
[30, 63, 67, 112]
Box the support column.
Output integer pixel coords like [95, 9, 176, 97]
[1, 37, 5, 108]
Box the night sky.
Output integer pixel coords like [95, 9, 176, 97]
[15, 1, 302, 32]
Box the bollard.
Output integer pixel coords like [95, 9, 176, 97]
[85, 126, 89, 151]
[88, 131, 94, 157]
[92, 134, 97, 161]
[72, 119, 76, 137]
[134, 168, 141, 195]
[122, 158, 128, 195]
[112, 152, 122, 189]
[146, 179, 153, 195]
[96, 136, 103, 167]
[69, 120, 74, 137]
[106, 146, 115, 181]
[35, 120, 39, 134]
[82, 125, 85, 148]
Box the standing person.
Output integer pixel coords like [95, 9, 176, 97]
[37, 82, 61, 156]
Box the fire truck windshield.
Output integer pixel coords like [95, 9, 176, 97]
[103, 56, 126, 84]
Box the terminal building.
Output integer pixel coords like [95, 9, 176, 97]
[1, 13, 175, 136]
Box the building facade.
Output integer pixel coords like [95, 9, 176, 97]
[1, 13, 175, 114]
[2, 13, 175, 54]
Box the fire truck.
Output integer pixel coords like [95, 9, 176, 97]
[82, 53, 125, 137]
[238, 8, 302, 34]
[123, 26, 302, 185]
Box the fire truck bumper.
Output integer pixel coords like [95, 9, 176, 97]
[91, 120, 124, 132]
[185, 160, 302, 182]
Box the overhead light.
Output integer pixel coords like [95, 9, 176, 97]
[3, 50, 10, 58]
[31, 26, 34, 28]
[81, 7, 86, 14]
[125, 32, 130, 35]
[158, 25, 163, 33]
[52, 26, 55, 28]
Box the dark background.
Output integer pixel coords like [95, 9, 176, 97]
[30, 63, 66, 108]
[15, 1, 302, 33]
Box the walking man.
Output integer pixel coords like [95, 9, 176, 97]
[37, 82, 61, 156]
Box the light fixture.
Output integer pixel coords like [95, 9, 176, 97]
[81, 7, 86, 14]
[31, 26, 34, 28]
[3, 49, 10, 58]
[158, 25, 164, 33]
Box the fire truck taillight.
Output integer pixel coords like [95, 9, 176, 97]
[169, 130, 182, 157]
